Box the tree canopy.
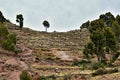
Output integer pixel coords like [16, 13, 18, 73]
[83, 12, 120, 64]
[43, 20, 50, 32]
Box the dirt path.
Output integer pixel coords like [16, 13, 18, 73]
[55, 51, 73, 61]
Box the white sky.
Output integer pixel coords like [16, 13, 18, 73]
[0, 0, 120, 32]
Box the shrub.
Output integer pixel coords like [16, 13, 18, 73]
[2, 39, 16, 52]
[92, 68, 119, 76]
[7, 33, 16, 44]
[40, 76, 47, 80]
[1, 32, 17, 52]
[73, 60, 91, 66]
[20, 70, 32, 80]
[64, 74, 71, 80]
[0, 23, 9, 41]
[92, 62, 105, 70]
[82, 63, 87, 70]
[0, 23, 17, 53]
[92, 68, 107, 76]
[47, 57, 54, 61]
[49, 75, 56, 80]
[108, 68, 119, 74]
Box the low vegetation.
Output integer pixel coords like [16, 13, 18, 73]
[20, 70, 32, 80]
[0, 23, 17, 53]
[92, 68, 119, 76]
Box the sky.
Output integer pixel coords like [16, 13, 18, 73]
[0, 0, 120, 32]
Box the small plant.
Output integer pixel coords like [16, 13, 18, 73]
[92, 68, 107, 76]
[7, 33, 16, 44]
[46, 56, 54, 61]
[0, 23, 17, 53]
[108, 68, 119, 74]
[0, 23, 9, 41]
[92, 68, 119, 76]
[49, 75, 56, 80]
[2, 39, 16, 52]
[40, 76, 47, 80]
[2, 34, 16, 52]
[82, 63, 87, 70]
[64, 74, 71, 80]
[73, 60, 91, 66]
[91, 62, 105, 70]
[20, 70, 32, 80]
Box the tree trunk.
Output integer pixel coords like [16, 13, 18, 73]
[110, 53, 113, 65]
[45, 27, 47, 32]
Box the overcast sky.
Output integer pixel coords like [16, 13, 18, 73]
[0, 0, 120, 32]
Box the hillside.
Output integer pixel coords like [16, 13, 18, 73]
[0, 22, 90, 80]
[5, 22, 89, 61]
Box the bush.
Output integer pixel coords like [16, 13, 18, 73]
[92, 62, 105, 70]
[82, 63, 87, 70]
[64, 74, 71, 80]
[108, 68, 119, 74]
[47, 57, 54, 61]
[2, 39, 16, 52]
[1, 32, 17, 52]
[40, 76, 47, 80]
[73, 60, 91, 66]
[92, 68, 107, 76]
[92, 68, 119, 76]
[7, 33, 16, 44]
[0, 23, 17, 53]
[20, 70, 32, 80]
[0, 23, 9, 41]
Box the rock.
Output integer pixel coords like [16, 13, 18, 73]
[8, 71, 21, 80]
[0, 66, 3, 72]
[4, 58, 21, 71]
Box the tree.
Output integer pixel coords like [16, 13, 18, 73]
[99, 12, 115, 27]
[116, 15, 120, 25]
[83, 42, 94, 58]
[0, 11, 6, 23]
[80, 21, 90, 29]
[16, 14, 24, 29]
[43, 20, 50, 32]
[104, 27, 117, 64]
[111, 21, 120, 43]
[87, 20, 106, 62]
[83, 12, 120, 64]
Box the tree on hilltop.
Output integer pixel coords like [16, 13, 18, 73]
[16, 14, 24, 29]
[43, 20, 50, 32]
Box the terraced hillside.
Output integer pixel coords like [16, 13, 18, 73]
[5, 22, 90, 62]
